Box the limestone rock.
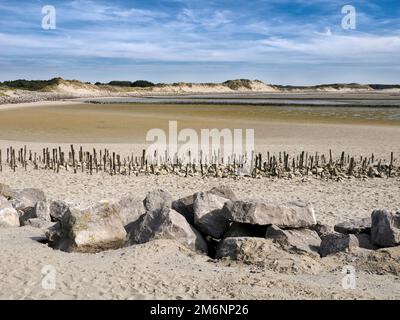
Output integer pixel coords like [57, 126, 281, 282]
[208, 186, 238, 201]
[26, 218, 56, 229]
[172, 186, 237, 225]
[0, 183, 12, 199]
[35, 201, 51, 221]
[371, 210, 400, 247]
[193, 192, 230, 238]
[309, 222, 333, 237]
[118, 196, 145, 227]
[355, 233, 377, 250]
[223, 200, 316, 228]
[143, 189, 173, 212]
[20, 201, 51, 225]
[127, 207, 208, 254]
[265, 225, 321, 256]
[46, 201, 127, 253]
[9, 188, 46, 215]
[319, 232, 359, 257]
[0, 196, 19, 228]
[334, 217, 371, 235]
[49, 200, 71, 222]
[172, 195, 195, 225]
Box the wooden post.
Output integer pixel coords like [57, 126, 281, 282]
[389, 152, 393, 177]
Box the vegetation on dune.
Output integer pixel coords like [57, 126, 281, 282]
[0, 77, 64, 91]
[1, 77, 399, 93]
[100, 80, 155, 88]
[369, 84, 400, 90]
[0, 77, 87, 91]
[223, 79, 262, 90]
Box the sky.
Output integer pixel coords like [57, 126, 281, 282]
[0, 0, 399, 84]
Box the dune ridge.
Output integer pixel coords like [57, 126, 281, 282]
[2, 78, 400, 105]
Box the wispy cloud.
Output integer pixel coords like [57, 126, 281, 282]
[0, 0, 399, 83]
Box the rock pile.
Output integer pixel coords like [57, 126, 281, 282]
[0, 182, 399, 264]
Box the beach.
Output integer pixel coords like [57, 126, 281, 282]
[0, 98, 399, 299]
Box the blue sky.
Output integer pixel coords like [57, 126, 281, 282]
[0, 0, 399, 84]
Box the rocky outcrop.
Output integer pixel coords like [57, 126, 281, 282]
[223, 200, 316, 228]
[371, 210, 400, 247]
[46, 201, 127, 253]
[127, 207, 208, 254]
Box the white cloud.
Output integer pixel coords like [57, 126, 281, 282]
[0, 0, 399, 83]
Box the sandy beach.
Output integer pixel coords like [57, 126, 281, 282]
[2, 0, 400, 303]
[0, 99, 399, 300]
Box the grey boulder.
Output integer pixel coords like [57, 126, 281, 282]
[0, 183, 12, 199]
[172, 186, 238, 226]
[355, 233, 377, 250]
[265, 225, 321, 256]
[208, 186, 238, 201]
[172, 195, 195, 225]
[193, 192, 230, 238]
[334, 217, 371, 235]
[26, 218, 56, 230]
[20, 201, 51, 226]
[127, 207, 208, 254]
[0, 196, 19, 228]
[309, 222, 333, 237]
[49, 200, 71, 222]
[319, 232, 359, 257]
[223, 200, 316, 228]
[371, 210, 400, 247]
[118, 196, 145, 227]
[9, 188, 46, 213]
[143, 189, 173, 212]
[46, 200, 127, 253]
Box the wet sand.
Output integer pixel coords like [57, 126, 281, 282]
[0, 103, 399, 151]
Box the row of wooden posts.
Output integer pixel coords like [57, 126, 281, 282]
[0, 145, 398, 179]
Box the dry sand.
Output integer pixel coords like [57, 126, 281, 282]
[0, 101, 399, 300]
[2, 227, 400, 300]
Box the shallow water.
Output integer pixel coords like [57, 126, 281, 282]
[0, 103, 399, 143]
